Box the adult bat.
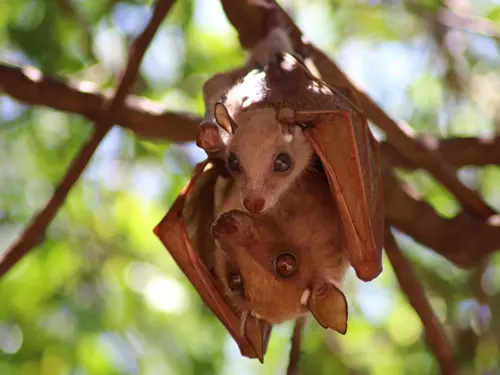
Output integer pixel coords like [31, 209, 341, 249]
[198, 51, 384, 281]
[154, 160, 349, 362]
[154, 47, 383, 361]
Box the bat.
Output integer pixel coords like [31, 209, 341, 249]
[199, 50, 384, 281]
[154, 32, 384, 362]
[154, 160, 349, 362]
[212, 168, 349, 332]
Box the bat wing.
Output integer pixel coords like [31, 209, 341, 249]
[153, 161, 271, 359]
[267, 51, 383, 281]
[303, 105, 384, 282]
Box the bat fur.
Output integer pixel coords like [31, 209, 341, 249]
[199, 27, 318, 214]
[211, 169, 349, 333]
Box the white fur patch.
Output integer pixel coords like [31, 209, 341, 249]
[300, 289, 311, 305]
[283, 133, 293, 143]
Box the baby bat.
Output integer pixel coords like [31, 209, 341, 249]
[211, 169, 349, 334]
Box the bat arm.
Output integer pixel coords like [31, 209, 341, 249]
[302, 110, 382, 281]
[180, 221, 237, 333]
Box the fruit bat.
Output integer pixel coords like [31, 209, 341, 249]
[154, 37, 384, 362]
[197, 51, 384, 281]
[154, 161, 349, 362]
[212, 168, 349, 331]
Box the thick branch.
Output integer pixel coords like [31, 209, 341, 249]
[383, 169, 500, 267]
[0, 63, 199, 143]
[381, 136, 500, 169]
[0, 0, 176, 278]
[219, 0, 496, 219]
[384, 227, 459, 375]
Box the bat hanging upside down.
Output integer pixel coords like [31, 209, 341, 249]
[198, 37, 384, 281]
[212, 168, 350, 336]
[154, 25, 384, 362]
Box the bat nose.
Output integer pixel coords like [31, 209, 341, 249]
[243, 197, 265, 214]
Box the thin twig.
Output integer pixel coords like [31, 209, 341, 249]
[286, 316, 305, 375]
[0, 0, 176, 279]
[380, 136, 500, 169]
[384, 226, 459, 375]
[408, 0, 467, 94]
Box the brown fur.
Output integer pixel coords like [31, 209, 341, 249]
[214, 51, 355, 214]
[224, 107, 314, 212]
[201, 27, 295, 127]
[212, 171, 349, 324]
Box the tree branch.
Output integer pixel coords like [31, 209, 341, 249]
[380, 136, 500, 169]
[0, 0, 177, 278]
[384, 226, 459, 375]
[0, 63, 199, 143]
[219, 0, 496, 220]
[383, 168, 500, 267]
[287, 316, 305, 375]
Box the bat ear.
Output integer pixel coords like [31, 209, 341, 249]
[215, 102, 238, 133]
[196, 121, 228, 153]
[306, 282, 348, 334]
[243, 315, 272, 363]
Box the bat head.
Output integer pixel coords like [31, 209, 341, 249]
[210, 209, 349, 334]
[215, 103, 314, 215]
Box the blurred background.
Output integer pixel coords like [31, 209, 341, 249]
[1, 0, 500, 374]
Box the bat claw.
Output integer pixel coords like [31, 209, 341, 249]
[211, 212, 239, 239]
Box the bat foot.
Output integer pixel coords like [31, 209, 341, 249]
[211, 210, 247, 239]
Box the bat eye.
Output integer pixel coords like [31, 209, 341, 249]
[228, 272, 244, 295]
[227, 152, 241, 172]
[273, 253, 298, 278]
[273, 153, 291, 172]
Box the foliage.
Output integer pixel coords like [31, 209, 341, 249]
[1, 0, 500, 374]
